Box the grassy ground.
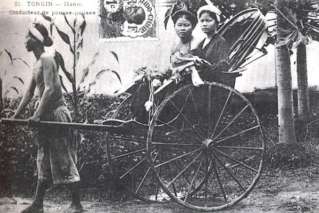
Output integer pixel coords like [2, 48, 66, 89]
[1, 164, 319, 213]
[2, 90, 319, 212]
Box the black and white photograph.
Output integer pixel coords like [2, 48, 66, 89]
[99, 0, 157, 39]
[1, 0, 319, 212]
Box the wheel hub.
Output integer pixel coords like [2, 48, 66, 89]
[202, 138, 213, 148]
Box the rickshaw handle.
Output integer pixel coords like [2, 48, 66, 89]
[0, 118, 134, 132]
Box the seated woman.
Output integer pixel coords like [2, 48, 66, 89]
[130, 8, 199, 122]
[190, 4, 241, 125]
[169, 8, 206, 86]
[194, 4, 238, 87]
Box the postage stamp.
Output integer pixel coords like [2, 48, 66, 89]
[99, 0, 157, 40]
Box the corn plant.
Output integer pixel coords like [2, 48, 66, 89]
[42, 14, 121, 121]
[0, 49, 29, 115]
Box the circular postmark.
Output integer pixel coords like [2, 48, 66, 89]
[103, 0, 123, 14]
[121, 0, 155, 37]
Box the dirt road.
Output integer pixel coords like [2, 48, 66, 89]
[1, 166, 319, 213]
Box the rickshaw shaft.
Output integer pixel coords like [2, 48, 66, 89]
[0, 118, 129, 132]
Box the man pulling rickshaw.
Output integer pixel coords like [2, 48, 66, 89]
[2, 1, 269, 211]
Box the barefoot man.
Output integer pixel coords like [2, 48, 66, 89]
[13, 22, 83, 213]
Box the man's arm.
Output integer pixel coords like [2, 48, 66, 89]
[13, 76, 36, 118]
[31, 56, 57, 120]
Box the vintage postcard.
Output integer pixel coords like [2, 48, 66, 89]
[1, 0, 319, 212]
[99, 0, 157, 40]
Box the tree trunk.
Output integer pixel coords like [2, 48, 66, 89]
[0, 78, 2, 113]
[276, 0, 297, 144]
[296, 42, 310, 122]
[266, 0, 310, 169]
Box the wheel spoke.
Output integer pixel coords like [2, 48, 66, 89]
[156, 90, 193, 127]
[111, 135, 146, 144]
[190, 89, 201, 122]
[216, 145, 264, 151]
[212, 151, 245, 191]
[183, 157, 203, 202]
[135, 167, 151, 194]
[168, 99, 206, 140]
[227, 155, 257, 170]
[120, 158, 146, 179]
[167, 151, 202, 187]
[212, 105, 249, 141]
[209, 154, 227, 202]
[172, 184, 178, 197]
[153, 142, 200, 147]
[111, 148, 146, 161]
[135, 153, 159, 194]
[155, 180, 160, 200]
[190, 158, 213, 198]
[207, 84, 213, 136]
[210, 90, 232, 138]
[189, 90, 206, 136]
[214, 148, 258, 173]
[154, 148, 201, 169]
[147, 83, 266, 207]
[157, 118, 202, 144]
[164, 87, 192, 118]
[174, 161, 191, 185]
[213, 125, 260, 145]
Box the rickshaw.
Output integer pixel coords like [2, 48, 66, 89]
[2, 8, 269, 211]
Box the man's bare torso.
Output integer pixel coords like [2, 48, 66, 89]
[32, 55, 64, 111]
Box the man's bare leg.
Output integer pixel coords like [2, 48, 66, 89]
[21, 180, 48, 213]
[64, 182, 84, 213]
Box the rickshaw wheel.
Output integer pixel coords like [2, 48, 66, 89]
[146, 82, 265, 211]
[105, 94, 164, 202]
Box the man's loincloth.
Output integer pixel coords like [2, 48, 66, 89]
[33, 104, 80, 185]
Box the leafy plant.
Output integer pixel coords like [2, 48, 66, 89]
[40, 15, 123, 187]
[0, 48, 29, 114]
[42, 14, 122, 122]
[0, 49, 30, 197]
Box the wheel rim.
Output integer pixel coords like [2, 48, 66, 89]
[147, 82, 265, 211]
[105, 95, 164, 202]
